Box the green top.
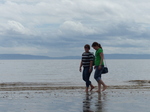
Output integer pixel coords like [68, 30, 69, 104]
[95, 48, 104, 66]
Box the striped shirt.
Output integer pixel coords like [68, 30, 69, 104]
[81, 52, 94, 67]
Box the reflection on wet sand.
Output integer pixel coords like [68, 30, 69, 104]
[83, 93, 92, 112]
[83, 92, 107, 112]
[0, 87, 149, 112]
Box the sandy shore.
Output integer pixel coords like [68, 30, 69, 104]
[0, 81, 150, 112]
[0, 80, 150, 91]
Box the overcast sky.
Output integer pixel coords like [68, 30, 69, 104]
[0, 0, 150, 57]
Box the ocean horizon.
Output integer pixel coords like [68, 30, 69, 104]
[0, 54, 150, 60]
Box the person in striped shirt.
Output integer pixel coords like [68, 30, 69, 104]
[79, 44, 95, 92]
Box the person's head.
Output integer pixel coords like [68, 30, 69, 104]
[84, 44, 90, 52]
[92, 42, 102, 50]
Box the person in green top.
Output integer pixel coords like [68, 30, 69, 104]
[92, 42, 107, 93]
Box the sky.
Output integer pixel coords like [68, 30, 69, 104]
[0, 0, 150, 57]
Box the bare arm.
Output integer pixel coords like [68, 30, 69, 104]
[79, 60, 82, 72]
[90, 60, 93, 68]
[99, 53, 104, 66]
[98, 53, 104, 69]
[89, 60, 93, 72]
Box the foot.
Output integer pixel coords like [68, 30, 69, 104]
[102, 86, 107, 91]
[90, 86, 95, 91]
[95, 90, 101, 93]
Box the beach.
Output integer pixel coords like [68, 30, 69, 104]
[0, 82, 150, 112]
[0, 59, 150, 111]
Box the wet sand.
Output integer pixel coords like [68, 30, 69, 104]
[0, 81, 150, 112]
[0, 80, 150, 91]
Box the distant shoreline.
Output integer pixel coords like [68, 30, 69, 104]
[0, 54, 150, 60]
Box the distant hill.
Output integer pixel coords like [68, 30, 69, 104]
[63, 54, 150, 59]
[0, 54, 51, 60]
[104, 54, 150, 59]
[0, 54, 150, 60]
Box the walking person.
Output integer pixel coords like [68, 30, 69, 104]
[92, 42, 107, 93]
[79, 44, 95, 93]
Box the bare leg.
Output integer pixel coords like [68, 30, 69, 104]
[96, 79, 107, 92]
[95, 81, 101, 93]
[90, 84, 95, 91]
[99, 80, 107, 91]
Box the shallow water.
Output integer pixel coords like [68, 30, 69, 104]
[0, 59, 150, 86]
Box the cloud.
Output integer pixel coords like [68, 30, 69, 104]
[59, 21, 97, 36]
[0, 46, 49, 55]
[0, 0, 150, 56]
[5, 20, 33, 36]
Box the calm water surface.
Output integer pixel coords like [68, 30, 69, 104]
[0, 59, 150, 86]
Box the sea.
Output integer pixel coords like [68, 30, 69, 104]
[0, 59, 150, 86]
[0, 59, 150, 112]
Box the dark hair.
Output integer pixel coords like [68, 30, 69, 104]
[92, 42, 102, 49]
[84, 44, 90, 49]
